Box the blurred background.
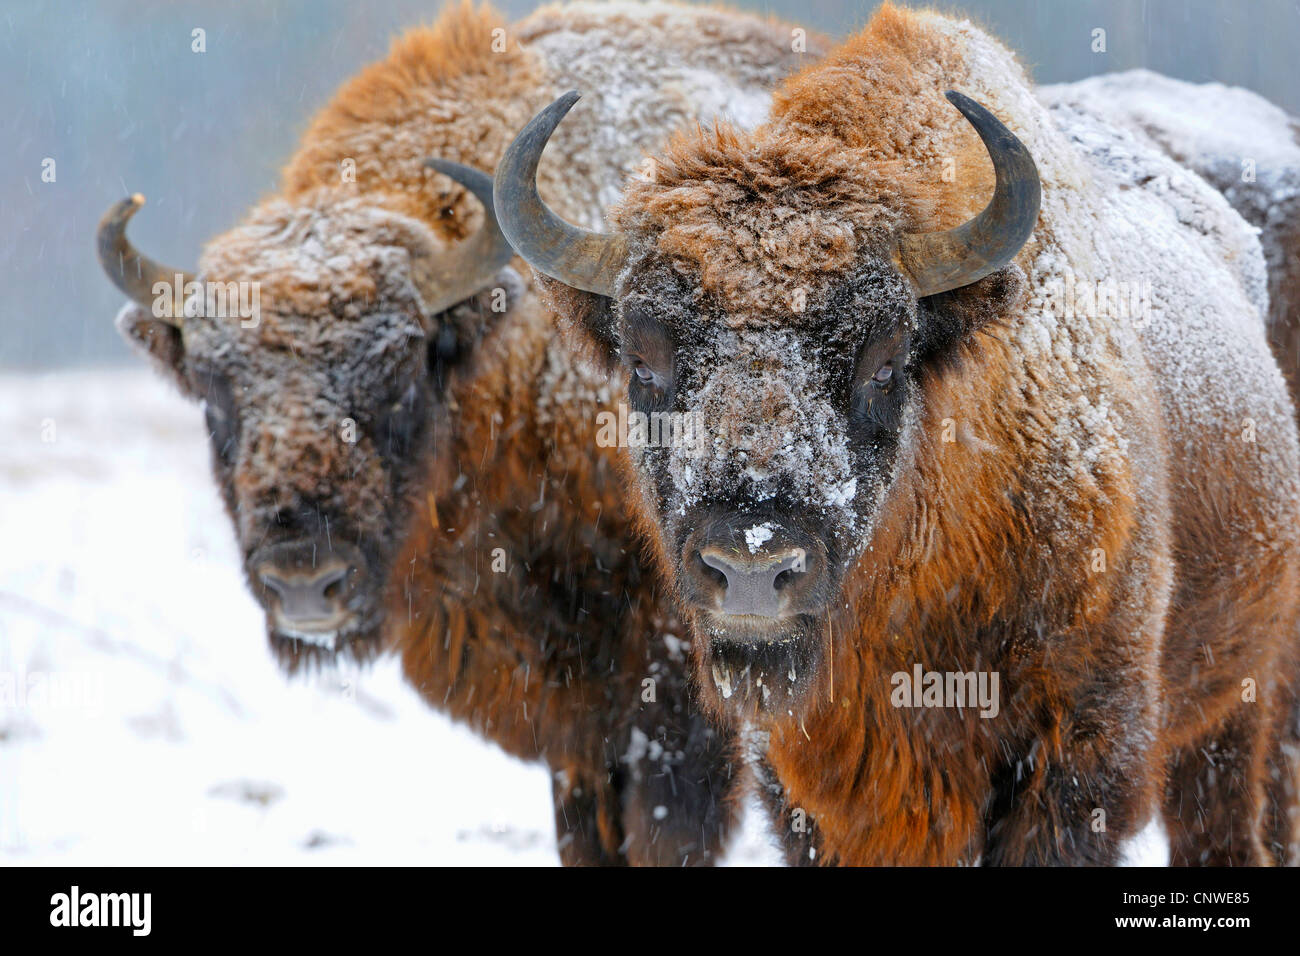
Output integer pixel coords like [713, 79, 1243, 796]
[2, 0, 1293, 865]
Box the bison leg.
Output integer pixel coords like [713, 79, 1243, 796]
[1261, 644, 1300, 866]
[751, 755, 821, 866]
[982, 716, 1161, 866]
[617, 709, 744, 866]
[1263, 696, 1300, 866]
[551, 767, 626, 866]
[1163, 705, 1272, 866]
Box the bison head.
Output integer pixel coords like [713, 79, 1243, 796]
[97, 163, 514, 671]
[494, 91, 1038, 719]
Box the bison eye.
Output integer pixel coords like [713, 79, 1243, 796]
[624, 353, 667, 389]
[620, 309, 675, 411]
[197, 370, 239, 464]
[377, 382, 425, 461]
[871, 362, 894, 386]
[623, 351, 674, 414]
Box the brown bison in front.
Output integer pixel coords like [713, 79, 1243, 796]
[497, 3, 1300, 864]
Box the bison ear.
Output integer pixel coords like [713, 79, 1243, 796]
[914, 263, 1026, 364]
[533, 274, 620, 374]
[115, 302, 193, 396]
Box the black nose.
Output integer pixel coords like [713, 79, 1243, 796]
[693, 546, 817, 618]
[257, 562, 353, 628]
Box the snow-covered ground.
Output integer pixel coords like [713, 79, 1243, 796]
[0, 367, 781, 866]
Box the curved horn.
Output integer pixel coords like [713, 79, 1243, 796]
[493, 91, 627, 297]
[896, 91, 1040, 298]
[96, 194, 193, 324]
[418, 159, 518, 315]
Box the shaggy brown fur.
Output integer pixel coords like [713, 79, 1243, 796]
[111, 0, 824, 864]
[393, 309, 737, 863]
[534, 3, 1300, 865]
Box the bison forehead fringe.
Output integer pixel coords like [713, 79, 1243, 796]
[197, 194, 443, 328]
[614, 131, 927, 325]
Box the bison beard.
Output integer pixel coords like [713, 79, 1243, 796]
[96, 1, 829, 864]
[498, 2, 1300, 865]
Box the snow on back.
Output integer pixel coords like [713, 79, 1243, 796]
[1040, 70, 1300, 209]
[1039, 70, 1300, 355]
[522, 0, 819, 227]
[928, 12, 1299, 534]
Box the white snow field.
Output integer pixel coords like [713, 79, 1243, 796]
[0, 368, 1163, 866]
[0, 368, 782, 866]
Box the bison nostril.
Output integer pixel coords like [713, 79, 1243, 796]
[699, 549, 808, 618]
[698, 552, 728, 590]
[257, 562, 354, 626]
[319, 567, 350, 601]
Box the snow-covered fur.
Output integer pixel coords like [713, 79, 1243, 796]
[541, 3, 1300, 865]
[112, 0, 824, 865]
[1040, 69, 1300, 412]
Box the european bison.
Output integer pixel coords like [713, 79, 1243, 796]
[496, 2, 1300, 864]
[96, 0, 821, 864]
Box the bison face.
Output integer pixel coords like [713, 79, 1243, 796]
[607, 259, 926, 715]
[115, 279, 510, 672]
[99, 167, 515, 673]
[494, 90, 1039, 720]
[557, 254, 1023, 720]
[177, 293, 490, 671]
